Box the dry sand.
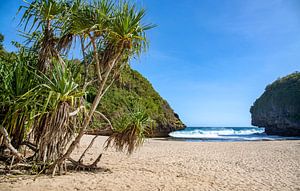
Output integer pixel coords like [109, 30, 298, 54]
[1, 135, 299, 191]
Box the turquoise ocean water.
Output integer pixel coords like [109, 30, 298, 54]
[169, 127, 300, 142]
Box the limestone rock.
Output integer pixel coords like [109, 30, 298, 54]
[250, 72, 300, 136]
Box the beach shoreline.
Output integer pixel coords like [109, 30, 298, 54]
[1, 135, 299, 191]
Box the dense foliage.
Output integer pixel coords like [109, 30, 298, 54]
[90, 66, 185, 135]
[0, 0, 155, 175]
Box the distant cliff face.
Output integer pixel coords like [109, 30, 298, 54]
[87, 66, 186, 137]
[250, 72, 300, 136]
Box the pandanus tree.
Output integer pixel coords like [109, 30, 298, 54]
[0, 47, 38, 161]
[0, 49, 83, 164]
[0, 0, 154, 174]
[17, 0, 83, 165]
[52, 0, 155, 171]
[19, 0, 68, 73]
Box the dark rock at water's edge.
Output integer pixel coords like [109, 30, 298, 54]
[250, 72, 300, 136]
[86, 66, 186, 137]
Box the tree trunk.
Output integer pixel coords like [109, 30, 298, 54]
[50, 38, 122, 173]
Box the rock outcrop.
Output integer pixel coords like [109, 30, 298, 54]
[87, 66, 186, 137]
[250, 72, 300, 136]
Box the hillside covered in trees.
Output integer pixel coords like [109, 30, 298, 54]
[0, 33, 185, 138]
[88, 66, 186, 137]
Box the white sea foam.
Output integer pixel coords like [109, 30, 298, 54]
[169, 127, 265, 139]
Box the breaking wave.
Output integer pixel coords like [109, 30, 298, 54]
[169, 127, 265, 139]
[169, 127, 300, 142]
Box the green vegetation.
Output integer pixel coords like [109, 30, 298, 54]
[89, 66, 185, 136]
[0, 33, 3, 50]
[104, 102, 153, 154]
[0, 34, 8, 57]
[0, 0, 158, 175]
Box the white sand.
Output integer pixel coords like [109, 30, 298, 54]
[1, 135, 299, 191]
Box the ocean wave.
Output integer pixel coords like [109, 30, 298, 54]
[169, 127, 265, 139]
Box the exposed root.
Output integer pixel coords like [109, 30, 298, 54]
[77, 135, 98, 163]
[0, 126, 24, 162]
[67, 156, 108, 172]
[69, 153, 102, 169]
[0, 169, 26, 175]
[33, 102, 75, 163]
[21, 141, 38, 153]
[90, 153, 102, 168]
[10, 163, 33, 170]
[0, 161, 42, 176]
[9, 156, 15, 173]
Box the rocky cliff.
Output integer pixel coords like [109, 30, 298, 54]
[250, 72, 300, 136]
[87, 66, 186, 137]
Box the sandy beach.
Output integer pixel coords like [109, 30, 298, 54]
[1, 135, 299, 191]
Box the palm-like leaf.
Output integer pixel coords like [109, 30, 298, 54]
[19, 0, 65, 32]
[4, 0, 155, 165]
[19, 0, 68, 72]
[0, 48, 38, 148]
[105, 102, 153, 154]
[108, 2, 156, 56]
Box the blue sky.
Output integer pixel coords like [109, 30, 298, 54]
[1, 0, 300, 127]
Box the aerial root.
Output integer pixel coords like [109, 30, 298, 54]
[0, 126, 24, 162]
[77, 135, 99, 164]
[68, 153, 103, 171]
